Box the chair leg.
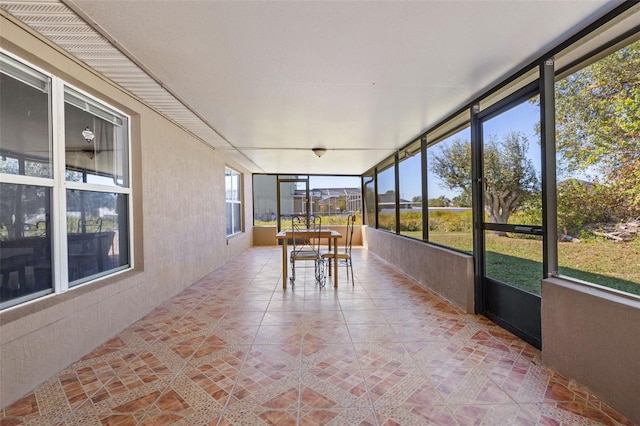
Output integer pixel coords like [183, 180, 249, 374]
[349, 259, 354, 286]
[290, 256, 296, 284]
[315, 259, 326, 288]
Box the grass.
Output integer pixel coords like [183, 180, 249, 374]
[431, 232, 640, 296]
[258, 217, 640, 297]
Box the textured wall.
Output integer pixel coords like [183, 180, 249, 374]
[542, 278, 640, 424]
[0, 14, 252, 408]
[365, 228, 475, 313]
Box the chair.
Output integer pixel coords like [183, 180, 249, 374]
[77, 218, 102, 233]
[322, 214, 355, 285]
[289, 215, 327, 287]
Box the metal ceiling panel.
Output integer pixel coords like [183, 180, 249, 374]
[0, 0, 230, 155]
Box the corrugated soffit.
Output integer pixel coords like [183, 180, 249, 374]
[0, 1, 259, 171]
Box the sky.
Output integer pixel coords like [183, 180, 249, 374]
[294, 99, 542, 202]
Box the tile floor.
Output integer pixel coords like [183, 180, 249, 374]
[1, 247, 633, 425]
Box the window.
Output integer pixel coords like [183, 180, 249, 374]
[362, 173, 375, 227]
[253, 175, 277, 225]
[308, 176, 361, 225]
[252, 174, 362, 227]
[555, 39, 640, 296]
[0, 51, 131, 309]
[427, 125, 473, 252]
[377, 164, 396, 232]
[225, 167, 242, 236]
[64, 87, 131, 286]
[398, 142, 422, 239]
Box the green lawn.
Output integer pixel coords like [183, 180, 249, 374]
[429, 232, 640, 296]
[260, 221, 640, 296]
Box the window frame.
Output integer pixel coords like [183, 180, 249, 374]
[425, 121, 473, 253]
[225, 166, 243, 236]
[398, 139, 423, 240]
[0, 50, 133, 309]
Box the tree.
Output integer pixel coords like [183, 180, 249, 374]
[555, 39, 640, 216]
[427, 196, 450, 207]
[431, 132, 539, 230]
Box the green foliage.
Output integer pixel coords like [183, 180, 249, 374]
[254, 213, 362, 227]
[399, 211, 422, 231]
[509, 194, 542, 225]
[427, 196, 450, 207]
[483, 132, 539, 224]
[377, 212, 396, 231]
[431, 133, 539, 225]
[555, 39, 640, 217]
[557, 179, 618, 235]
[431, 138, 472, 202]
[428, 210, 472, 233]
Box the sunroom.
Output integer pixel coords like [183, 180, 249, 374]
[1, 1, 638, 424]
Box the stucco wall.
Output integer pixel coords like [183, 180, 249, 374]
[365, 228, 474, 313]
[0, 13, 253, 409]
[541, 278, 640, 424]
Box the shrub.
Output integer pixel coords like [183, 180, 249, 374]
[428, 210, 472, 233]
[399, 211, 422, 231]
[557, 179, 618, 235]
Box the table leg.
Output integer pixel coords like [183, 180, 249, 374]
[333, 236, 338, 288]
[282, 239, 288, 289]
[328, 238, 332, 277]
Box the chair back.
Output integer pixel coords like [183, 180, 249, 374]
[77, 218, 102, 233]
[344, 214, 355, 254]
[291, 215, 322, 254]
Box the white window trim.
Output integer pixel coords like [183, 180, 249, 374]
[0, 50, 133, 307]
[225, 167, 242, 236]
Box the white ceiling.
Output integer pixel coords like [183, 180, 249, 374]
[2, 1, 623, 175]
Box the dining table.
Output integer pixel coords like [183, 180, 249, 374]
[275, 228, 342, 289]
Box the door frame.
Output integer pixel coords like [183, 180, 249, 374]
[472, 81, 546, 348]
[276, 177, 310, 232]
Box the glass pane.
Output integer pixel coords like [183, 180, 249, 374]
[64, 90, 129, 187]
[0, 57, 52, 178]
[427, 126, 473, 251]
[0, 183, 53, 307]
[66, 190, 129, 285]
[279, 180, 307, 219]
[309, 176, 361, 225]
[377, 165, 396, 232]
[363, 175, 375, 227]
[225, 168, 240, 201]
[484, 231, 543, 295]
[555, 40, 640, 296]
[398, 153, 422, 239]
[482, 98, 541, 226]
[253, 175, 277, 225]
[233, 203, 242, 234]
[226, 203, 233, 235]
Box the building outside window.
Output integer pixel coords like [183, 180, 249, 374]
[252, 174, 362, 227]
[225, 167, 242, 236]
[0, 51, 131, 309]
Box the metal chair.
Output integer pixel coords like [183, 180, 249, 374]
[322, 214, 355, 284]
[289, 215, 327, 287]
